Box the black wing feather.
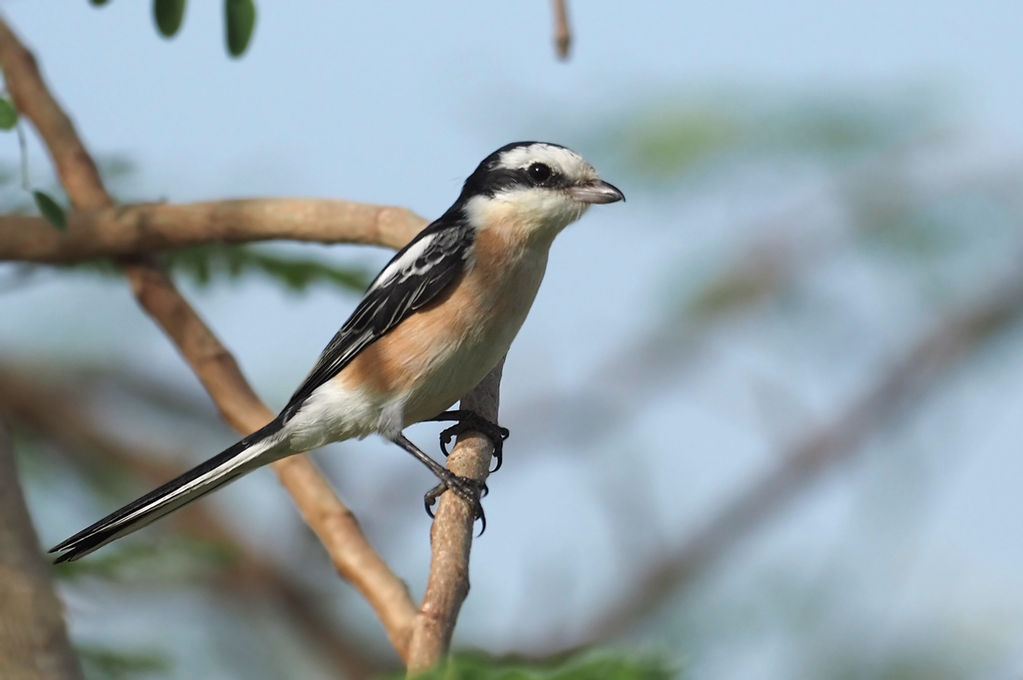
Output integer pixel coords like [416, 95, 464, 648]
[281, 216, 474, 420]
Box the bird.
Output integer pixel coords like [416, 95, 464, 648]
[50, 141, 624, 563]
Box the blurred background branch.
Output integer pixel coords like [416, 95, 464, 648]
[0, 422, 84, 680]
[0, 363, 394, 679]
[570, 251, 1023, 646]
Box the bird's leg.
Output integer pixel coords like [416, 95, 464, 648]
[391, 434, 486, 532]
[424, 409, 510, 472]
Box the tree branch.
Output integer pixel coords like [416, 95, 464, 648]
[0, 422, 84, 680]
[573, 258, 1023, 646]
[406, 361, 504, 673]
[0, 199, 426, 263]
[0, 14, 421, 661]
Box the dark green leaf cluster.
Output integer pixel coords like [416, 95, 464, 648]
[389, 650, 677, 680]
[90, 0, 258, 58]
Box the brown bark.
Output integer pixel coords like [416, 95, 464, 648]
[406, 361, 504, 674]
[0, 423, 85, 680]
[551, 0, 572, 59]
[0, 199, 425, 263]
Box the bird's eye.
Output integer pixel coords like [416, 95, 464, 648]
[527, 162, 552, 184]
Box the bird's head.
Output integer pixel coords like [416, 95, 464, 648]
[457, 141, 624, 243]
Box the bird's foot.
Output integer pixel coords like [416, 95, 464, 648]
[432, 411, 510, 472]
[424, 471, 487, 534]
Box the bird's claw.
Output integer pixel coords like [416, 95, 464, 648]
[423, 472, 487, 535]
[438, 416, 510, 473]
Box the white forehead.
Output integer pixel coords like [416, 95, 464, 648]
[495, 143, 596, 180]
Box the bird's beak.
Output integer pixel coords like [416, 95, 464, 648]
[568, 179, 625, 204]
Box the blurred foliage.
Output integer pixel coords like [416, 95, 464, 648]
[68, 243, 372, 292]
[659, 564, 1009, 680]
[581, 88, 1022, 335]
[52, 535, 241, 585]
[165, 244, 371, 292]
[811, 644, 992, 680]
[845, 173, 1019, 262]
[388, 650, 676, 680]
[591, 90, 945, 184]
[78, 645, 170, 680]
[684, 253, 785, 321]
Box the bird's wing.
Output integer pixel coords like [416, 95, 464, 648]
[282, 218, 474, 420]
[50, 220, 474, 562]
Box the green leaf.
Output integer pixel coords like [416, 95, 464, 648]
[33, 190, 67, 230]
[0, 98, 17, 130]
[89, 0, 112, 6]
[224, 0, 256, 57]
[153, 0, 186, 38]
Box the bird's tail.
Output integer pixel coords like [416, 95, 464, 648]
[50, 417, 288, 563]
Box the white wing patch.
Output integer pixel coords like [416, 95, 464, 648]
[370, 231, 437, 292]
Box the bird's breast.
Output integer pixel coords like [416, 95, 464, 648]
[335, 228, 550, 431]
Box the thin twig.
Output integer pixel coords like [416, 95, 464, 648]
[551, 0, 571, 60]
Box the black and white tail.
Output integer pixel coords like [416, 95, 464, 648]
[50, 418, 288, 563]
